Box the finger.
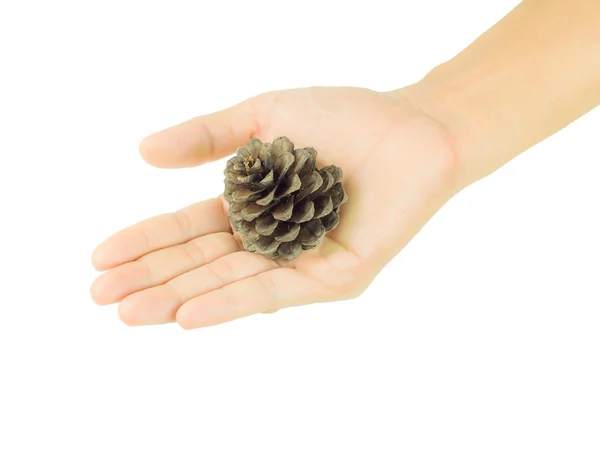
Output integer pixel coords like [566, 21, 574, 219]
[139, 97, 264, 169]
[117, 251, 277, 326]
[90, 232, 239, 305]
[92, 197, 229, 271]
[176, 268, 328, 329]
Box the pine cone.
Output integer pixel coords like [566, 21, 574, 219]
[224, 137, 347, 260]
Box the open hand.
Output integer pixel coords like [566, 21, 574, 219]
[91, 87, 460, 329]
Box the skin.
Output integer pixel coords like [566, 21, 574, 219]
[91, 88, 458, 328]
[91, 0, 600, 329]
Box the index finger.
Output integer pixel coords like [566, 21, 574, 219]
[139, 96, 264, 169]
[92, 197, 231, 271]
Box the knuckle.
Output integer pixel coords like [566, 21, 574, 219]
[182, 239, 205, 265]
[209, 259, 235, 283]
[254, 274, 279, 309]
[173, 210, 193, 238]
[135, 260, 154, 287]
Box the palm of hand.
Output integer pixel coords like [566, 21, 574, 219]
[91, 87, 459, 328]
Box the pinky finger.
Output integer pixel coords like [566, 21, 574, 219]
[175, 269, 328, 329]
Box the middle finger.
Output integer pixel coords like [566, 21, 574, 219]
[117, 251, 278, 326]
[91, 232, 239, 305]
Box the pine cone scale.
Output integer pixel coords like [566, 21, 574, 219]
[274, 153, 295, 178]
[255, 187, 277, 206]
[272, 197, 294, 221]
[255, 214, 278, 235]
[313, 196, 333, 219]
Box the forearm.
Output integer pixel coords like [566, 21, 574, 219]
[404, 0, 600, 186]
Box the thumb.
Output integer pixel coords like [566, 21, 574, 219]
[139, 96, 263, 168]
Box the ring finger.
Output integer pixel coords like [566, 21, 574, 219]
[91, 232, 239, 305]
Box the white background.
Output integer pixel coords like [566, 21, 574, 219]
[1, 0, 599, 454]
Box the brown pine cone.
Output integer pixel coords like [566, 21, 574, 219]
[224, 137, 347, 260]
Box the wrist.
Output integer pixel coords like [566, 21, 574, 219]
[401, 0, 600, 187]
[399, 67, 493, 188]
[401, 66, 498, 188]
